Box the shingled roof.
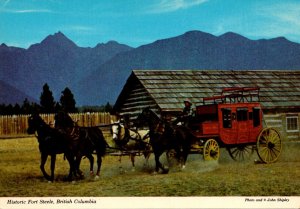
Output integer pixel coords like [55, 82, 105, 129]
[114, 70, 300, 116]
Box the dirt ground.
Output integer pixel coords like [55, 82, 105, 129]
[0, 137, 299, 197]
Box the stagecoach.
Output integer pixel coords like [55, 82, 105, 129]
[185, 87, 282, 163]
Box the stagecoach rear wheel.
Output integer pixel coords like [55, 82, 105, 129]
[256, 127, 282, 163]
[227, 145, 255, 161]
[203, 139, 220, 161]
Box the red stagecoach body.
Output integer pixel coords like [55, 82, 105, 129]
[184, 87, 282, 163]
[194, 102, 262, 145]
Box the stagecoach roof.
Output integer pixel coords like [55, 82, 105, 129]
[114, 70, 300, 116]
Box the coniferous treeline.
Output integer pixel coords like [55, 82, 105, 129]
[0, 83, 113, 115]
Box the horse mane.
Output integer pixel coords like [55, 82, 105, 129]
[145, 108, 174, 130]
[54, 111, 75, 129]
[33, 114, 52, 130]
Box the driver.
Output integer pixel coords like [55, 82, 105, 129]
[173, 99, 193, 126]
[182, 99, 193, 118]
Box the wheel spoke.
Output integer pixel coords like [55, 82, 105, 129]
[269, 149, 276, 161]
[271, 146, 280, 153]
[240, 151, 245, 160]
[231, 148, 238, 155]
[269, 131, 277, 142]
[260, 147, 269, 159]
[271, 147, 281, 156]
[272, 135, 281, 144]
[270, 148, 279, 158]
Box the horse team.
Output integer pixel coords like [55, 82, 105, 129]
[27, 113, 107, 182]
[27, 108, 192, 182]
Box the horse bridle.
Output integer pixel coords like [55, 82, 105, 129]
[112, 122, 124, 139]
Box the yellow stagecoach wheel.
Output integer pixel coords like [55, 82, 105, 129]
[256, 128, 282, 163]
[203, 139, 220, 161]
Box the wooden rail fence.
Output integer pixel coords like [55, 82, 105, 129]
[0, 112, 115, 137]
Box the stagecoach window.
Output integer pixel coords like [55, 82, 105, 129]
[253, 108, 260, 127]
[286, 116, 299, 132]
[237, 108, 248, 121]
[222, 108, 232, 128]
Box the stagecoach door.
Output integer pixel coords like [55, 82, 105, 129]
[221, 108, 237, 144]
[236, 107, 250, 143]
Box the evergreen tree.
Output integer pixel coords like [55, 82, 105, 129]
[60, 87, 77, 113]
[13, 104, 21, 114]
[31, 102, 41, 114]
[6, 104, 13, 115]
[104, 102, 113, 113]
[40, 83, 55, 113]
[54, 102, 62, 113]
[21, 98, 31, 114]
[0, 104, 5, 115]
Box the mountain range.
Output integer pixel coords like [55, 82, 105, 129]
[0, 31, 132, 105]
[1, 30, 300, 106]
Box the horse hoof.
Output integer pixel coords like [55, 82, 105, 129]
[161, 167, 169, 174]
[72, 180, 76, 184]
[254, 159, 264, 164]
[48, 181, 53, 184]
[94, 175, 100, 180]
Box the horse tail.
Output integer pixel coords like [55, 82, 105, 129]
[97, 128, 108, 156]
[89, 127, 108, 157]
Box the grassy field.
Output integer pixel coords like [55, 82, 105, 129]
[0, 137, 299, 197]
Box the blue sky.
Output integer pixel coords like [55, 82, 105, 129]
[1, 0, 300, 48]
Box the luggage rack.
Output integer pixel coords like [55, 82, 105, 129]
[203, 87, 260, 104]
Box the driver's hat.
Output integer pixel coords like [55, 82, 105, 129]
[184, 99, 192, 105]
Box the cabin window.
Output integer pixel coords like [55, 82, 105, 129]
[253, 108, 260, 127]
[237, 108, 248, 121]
[222, 108, 232, 128]
[286, 116, 299, 132]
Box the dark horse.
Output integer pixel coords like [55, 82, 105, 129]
[27, 114, 76, 182]
[54, 111, 108, 178]
[135, 107, 191, 174]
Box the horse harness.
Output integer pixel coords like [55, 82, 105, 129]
[112, 123, 150, 148]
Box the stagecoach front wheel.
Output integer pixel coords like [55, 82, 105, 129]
[227, 145, 255, 161]
[256, 128, 282, 163]
[203, 139, 220, 161]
